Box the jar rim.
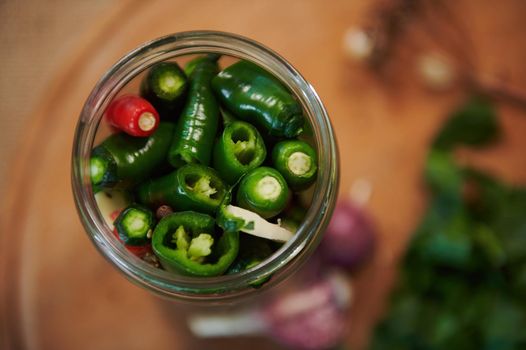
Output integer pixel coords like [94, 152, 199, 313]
[71, 30, 339, 302]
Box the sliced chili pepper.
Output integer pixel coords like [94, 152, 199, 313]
[151, 211, 239, 276]
[168, 55, 220, 167]
[213, 121, 267, 185]
[227, 235, 274, 274]
[278, 203, 306, 233]
[90, 122, 174, 190]
[106, 94, 160, 137]
[140, 62, 188, 119]
[226, 234, 275, 287]
[272, 140, 318, 191]
[90, 148, 118, 193]
[236, 167, 290, 219]
[137, 164, 227, 215]
[113, 204, 155, 246]
[212, 60, 304, 138]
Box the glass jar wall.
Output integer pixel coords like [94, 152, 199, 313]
[71, 31, 339, 302]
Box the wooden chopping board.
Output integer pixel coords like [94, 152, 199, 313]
[2, 0, 526, 349]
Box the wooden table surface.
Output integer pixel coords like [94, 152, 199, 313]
[2, 0, 526, 349]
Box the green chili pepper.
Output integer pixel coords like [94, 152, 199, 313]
[236, 167, 289, 219]
[226, 235, 275, 287]
[114, 204, 155, 246]
[140, 62, 188, 119]
[227, 235, 274, 274]
[213, 121, 267, 185]
[220, 107, 237, 125]
[137, 164, 227, 215]
[212, 60, 304, 138]
[168, 55, 220, 167]
[278, 203, 307, 233]
[184, 54, 220, 77]
[272, 140, 318, 191]
[90, 148, 118, 193]
[151, 211, 239, 276]
[90, 122, 175, 191]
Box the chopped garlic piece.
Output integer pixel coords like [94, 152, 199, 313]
[225, 205, 294, 242]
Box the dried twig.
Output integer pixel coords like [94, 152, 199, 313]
[355, 0, 526, 106]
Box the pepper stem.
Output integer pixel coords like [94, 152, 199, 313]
[138, 112, 156, 131]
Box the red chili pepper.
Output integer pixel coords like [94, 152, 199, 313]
[109, 209, 122, 222]
[106, 94, 160, 137]
[112, 228, 152, 257]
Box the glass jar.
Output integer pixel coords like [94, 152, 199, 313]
[71, 31, 339, 303]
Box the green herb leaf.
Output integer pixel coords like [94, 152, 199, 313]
[371, 95, 526, 350]
[432, 96, 499, 150]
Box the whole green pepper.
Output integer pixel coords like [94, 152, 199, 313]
[151, 211, 239, 276]
[137, 164, 227, 215]
[272, 140, 318, 191]
[90, 122, 175, 191]
[168, 55, 220, 167]
[213, 120, 267, 185]
[212, 60, 304, 138]
[236, 166, 289, 219]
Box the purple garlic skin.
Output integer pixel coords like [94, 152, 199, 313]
[264, 272, 352, 350]
[320, 200, 376, 271]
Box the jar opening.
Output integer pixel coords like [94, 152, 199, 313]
[72, 31, 339, 301]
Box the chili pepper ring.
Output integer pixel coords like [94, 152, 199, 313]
[272, 140, 318, 191]
[151, 211, 239, 276]
[140, 61, 188, 118]
[114, 204, 155, 246]
[236, 167, 290, 219]
[213, 120, 267, 184]
[137, 164, 227, 215]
